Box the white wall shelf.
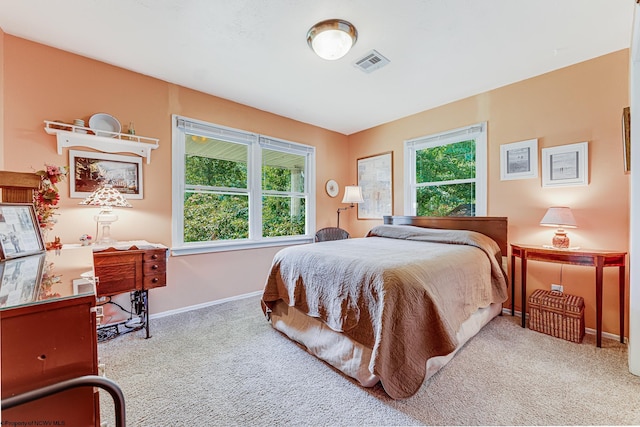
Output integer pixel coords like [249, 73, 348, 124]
[44, 121, 159, 164]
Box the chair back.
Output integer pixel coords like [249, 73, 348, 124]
[0, 171, 40, 203]
[315, 227, 349, 242]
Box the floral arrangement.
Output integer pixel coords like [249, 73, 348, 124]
[34, 164, 68, 231]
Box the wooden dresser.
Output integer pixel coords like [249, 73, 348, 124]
[1, 246, 99, 426]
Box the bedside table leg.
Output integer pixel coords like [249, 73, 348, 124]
[619, 265, 625, 344]
[521, 258, 527, 328]
[510, 253, 516, 316]
[595, 263, 604, 348]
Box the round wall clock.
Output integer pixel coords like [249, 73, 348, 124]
[325, 179, 339, 198]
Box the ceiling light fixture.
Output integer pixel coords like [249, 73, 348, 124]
[307, 19, 358, 61]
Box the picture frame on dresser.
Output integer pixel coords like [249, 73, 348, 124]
[0, 203, 45, 260]
[541, 141, 589, 187]
[69, 149, 143, 199]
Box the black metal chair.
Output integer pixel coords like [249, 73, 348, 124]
[315, 227, 349, 242]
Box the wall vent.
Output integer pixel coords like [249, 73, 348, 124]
[354, 49, 390, 73]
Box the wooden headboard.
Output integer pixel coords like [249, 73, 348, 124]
[383, 215, 508, 255]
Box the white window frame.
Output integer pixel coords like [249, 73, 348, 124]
[171, 115, 316, 255]
[403, 122, 487, 216]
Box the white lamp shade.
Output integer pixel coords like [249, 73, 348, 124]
[539, 206, 577, 228]
[307, 19, 357, 60]
[342, 185, 364, 204]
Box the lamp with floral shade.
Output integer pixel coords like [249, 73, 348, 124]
[79, 184, 132, 245]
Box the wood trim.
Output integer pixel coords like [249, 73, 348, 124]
[0, 171, 40, 203]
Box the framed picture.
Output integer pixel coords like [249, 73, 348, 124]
[0, 203, 45, 260]
[500, 138, 538, 181]
[69, 150, 143, 199]
[357, 151, 393, 219]
[541, 141, 589, 187]
[623, 106, 631, 173]
[0, 253, 46, 307]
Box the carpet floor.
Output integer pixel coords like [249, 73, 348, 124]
[98, 294, 640, 426]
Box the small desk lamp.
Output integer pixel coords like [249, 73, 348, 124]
[337, 185, 364, 228]
[539, 206, 577, 249]
[80, 184, 132, 245]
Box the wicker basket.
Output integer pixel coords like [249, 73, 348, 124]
[528, 289, 585, 343]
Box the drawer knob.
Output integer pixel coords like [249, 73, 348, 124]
[152, 264, 159, 270]
[152, 277, 159, 283]
[151, 254, 158, 260]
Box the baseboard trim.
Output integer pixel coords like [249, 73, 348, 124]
[501, 306, 625, 343]
[150, 290, 263, 320]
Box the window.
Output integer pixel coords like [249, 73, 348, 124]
[404, 123, 487, 216]
[172, 115, 315, 254]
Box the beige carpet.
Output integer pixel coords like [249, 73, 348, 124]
[98, 294, 640, 426]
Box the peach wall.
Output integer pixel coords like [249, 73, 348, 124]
[0, 27, 4, 167]
[1, 35, 349, 313]
[346, 50, 630, 336]
[1, 33, 631, 337]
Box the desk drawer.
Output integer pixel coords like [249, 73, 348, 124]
[94, 253, 142, 297]
[143, 249, 166, 290]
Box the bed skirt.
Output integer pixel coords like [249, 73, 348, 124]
[269, 300, 502, 392]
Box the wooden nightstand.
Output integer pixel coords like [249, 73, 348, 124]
[93, 241, 167, 339]
[510, 244, 626, 347]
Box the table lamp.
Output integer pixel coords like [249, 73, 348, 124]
[337, 185, 364, 228]
[539, 206, 577, 249]
[79, 184, 132, 245]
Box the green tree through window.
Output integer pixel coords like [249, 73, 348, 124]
[174, 116, 314, 248]
[405, 123, 487, 217]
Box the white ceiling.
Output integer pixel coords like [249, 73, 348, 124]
[0, 0, 634, 135]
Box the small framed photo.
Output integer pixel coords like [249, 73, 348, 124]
[541, 141, 589, 187]
[69, 150, 143, 199]
[500, 138, 538, 181]
[0, 253, 46, 307]
[0, 203, 45, 260]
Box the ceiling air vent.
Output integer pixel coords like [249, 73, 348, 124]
[354, 49, 390, 74]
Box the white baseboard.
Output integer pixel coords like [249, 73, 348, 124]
[150, 290, 263, 320]
[501, 306, 625, 343]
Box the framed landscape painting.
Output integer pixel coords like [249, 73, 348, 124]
[69, 150, 143, 199]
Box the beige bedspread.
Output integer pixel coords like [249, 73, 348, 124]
[261, 225, 508, 398]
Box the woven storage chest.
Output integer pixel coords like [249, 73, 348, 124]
[528, 289, 585, 343]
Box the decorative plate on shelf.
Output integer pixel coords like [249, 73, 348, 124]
[89, 113, 121, 137]
[325, 179, 339, 198]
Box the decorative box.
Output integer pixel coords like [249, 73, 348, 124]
[528, 289, 585, 343]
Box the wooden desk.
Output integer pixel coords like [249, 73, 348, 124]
[510, 244, 626, 347]
[93, 241, 167, 339]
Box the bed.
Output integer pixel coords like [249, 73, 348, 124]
[261, 215, 508, 399]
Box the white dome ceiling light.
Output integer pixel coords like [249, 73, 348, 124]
[307, 19, 358, 61]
